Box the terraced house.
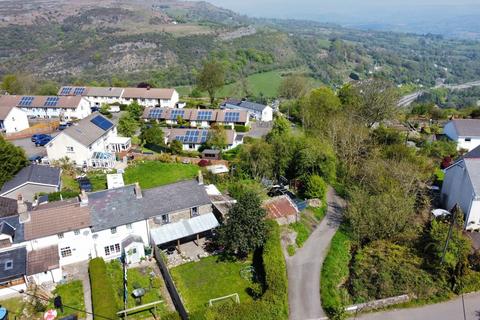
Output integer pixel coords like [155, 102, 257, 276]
[162, 127, 243, 151]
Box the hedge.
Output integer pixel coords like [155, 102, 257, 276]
[89, 258, 118, 319]
[234, 125, 249, 133]
[197, 220, 288, 320]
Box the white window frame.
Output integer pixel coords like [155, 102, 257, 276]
[4, 259, 13, 270]
[60, 247, 72, 258]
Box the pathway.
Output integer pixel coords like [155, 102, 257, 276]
[286, 187, 345, 320]
[355, 292, 480, 320]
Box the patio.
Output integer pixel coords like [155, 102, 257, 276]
[163, 238, 212, 267]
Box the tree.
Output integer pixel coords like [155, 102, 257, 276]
[206, 125, 228, 150]
[218, 190, 267, 258]
[117, 114, 138, 137]
[304, 175, 327, 200]
[301, 87, 341, 130]
[237, 140, 274, 180]
[1, 74, 23, 94]
[36, 81, 59, 95]
[266, 116, 290, 142]
[196, 60, 225, 105]
[0, 136, 28, 187]
[127, 101, 144, 121]
[296, 137, 337, 183]
[140, 123, 164, 146]
[279, 74, 308, 100]
[170, 140, 183, 154]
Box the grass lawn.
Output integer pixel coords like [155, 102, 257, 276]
[48, 280, 85, 318]
[0, 297, 27, 317]
[106, 261, 168, 319]
[87, 172, 108, 191]
[124, 161, 198, 189]
[61, 173, 78, 192]
[170, 256, 254, 312]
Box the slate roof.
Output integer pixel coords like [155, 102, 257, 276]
[89, 180, 211, 232]
[463, 158, 480, 197]
[0, 215, 24, 243]
[56, 113, 114, 147]
[0, 221, 15, 238]
[121, 235, 143, 248]
[0, 165, 61, 195]
[464, 145, 480, 159]
[24, 199, 91, 240]
[222, 99, 268, 112]
[450, 119, 480, 137]
[27, 245, 59, 275]
[0, 246, 26, 282]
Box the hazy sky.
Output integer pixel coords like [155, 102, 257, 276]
[206, 0, 480, 27]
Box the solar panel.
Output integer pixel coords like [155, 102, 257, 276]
[60, 87, 72, 95]
[170, 110, 185, 120]
[225, 112, 240, 123]
[44, 97, 59, 107]
[74, 87, 86, 95]
[200, 130, 209, 143]
[149, 109, 163, 119]
[184, 130, 200, 143]
[90, 115, 114, 131]
[18, 96, 34, 107]
[197, 111, 212, 121]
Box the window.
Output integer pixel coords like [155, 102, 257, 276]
[191, 207, 199, 217]
[115, 244, 121, 252]
[74, 230, 80, 236]
[66, 146, 74, 152]
[465, 138, 472, 142]
[60, 247, 72, 258]
[57, 233, 64, 239]
[189, 144, 195, 149]
[110, 227, 117, 234]
[104, 243, 121, 256]
[126, 223, 132, 230]
[161, 214, 169, 224]
[4, 260, 13, 270]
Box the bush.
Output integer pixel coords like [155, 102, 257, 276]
[234, 125, 249, 133]
[304, 175, 327, 200]
[48, 190, 79, 201]
[290, 222, 309, 247]
[89, 258, 118, 319]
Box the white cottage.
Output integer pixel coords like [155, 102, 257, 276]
[444, 119, 480, 151]
[222, 99, 273, 122]
[0, 97, 29, 133]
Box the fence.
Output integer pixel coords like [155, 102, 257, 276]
[153, 246, 189, 320]
[3, 121, 59, 141]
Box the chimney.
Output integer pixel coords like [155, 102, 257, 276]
[79, 190, 89, 206]
[197, 170, 204, 185]
[17, 194, 30, 223]
[134, 182, 142, 199]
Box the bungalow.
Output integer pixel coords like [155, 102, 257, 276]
[163, 128, 242, 151]
[0, 95, 91, 120]
[0, 165, 61, 202]
[444, 119, 480, 151]
[142, 107, 249, 128]
[46, 113, 131, 168]
[222, 99, 273, 122]
[0, 96, 29, 133]
[442, 146, 480, 231]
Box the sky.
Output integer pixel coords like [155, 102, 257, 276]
[206, 0, 480, 36]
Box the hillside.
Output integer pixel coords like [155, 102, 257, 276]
[1, 0, 480, 91]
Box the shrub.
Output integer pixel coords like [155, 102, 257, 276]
[304, 175, 327, 200]
[234, 125, 249, 133]
[89, 258, 118, 319]
[48, 191, 79, 201]
[290, 222, 309, 247]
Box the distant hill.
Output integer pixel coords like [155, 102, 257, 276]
[0, 0, 480, 90]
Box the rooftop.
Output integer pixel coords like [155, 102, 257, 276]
[27, 245, 59, 275]
[56, 113, 114, 147]
[0, 196, 32, 218]
[163, 128, 236, 145]
[122, 87, 176, 100]
[263, 195, 299, 220]
[0, 165, 61, 195]
[0, 95, 84, 109]
[450, 119, 480, 137]
[0, 246, 26, 282]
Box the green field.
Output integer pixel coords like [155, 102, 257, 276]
[124, 161, 198, 189]
[170, 256, 254, 312]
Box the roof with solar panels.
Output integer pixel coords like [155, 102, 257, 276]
[57, 86, 124, 98]
[49, 113, 115, 147]
[0, 95, 84, 109]
[163, 128, 236, 145]
[142, 107, 248, 123]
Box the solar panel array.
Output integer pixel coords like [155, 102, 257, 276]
[197, 111, 212, 121]
[90, 115, 114, 131]
[61, 87, 72, 95]
[74, 87, 86, 95]
[18, 96, 34, 107]
[44, 97, 59, 107]
[171, 109, 185, 119]
[149, 109, 163, 119]
[224, 112, 240, 122]
[200, 130, 208, 143]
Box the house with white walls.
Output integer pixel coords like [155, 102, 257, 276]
[0, 95, 91, 120]
[442, 146, 480, 231]
[58, 86, 180, 108]
[222, 99, 273, 122]
[46, 113, 131, 168]
[162, 128, 243, 151]
[0, 96, 29, 133]
[444, 119, 480, 151]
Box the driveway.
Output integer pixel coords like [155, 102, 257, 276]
[356, 292, 480, 320]
[10, 131, 59, 158]
[246, 121, 272, 138]
[286, 188, 345, 320]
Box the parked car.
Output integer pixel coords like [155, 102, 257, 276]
[31, 134, 49, 142]
[29, 155, 43, 163]
[58, 124, 68, 130]
[77, 178, 92, 192]
[35, 135, 52, 147]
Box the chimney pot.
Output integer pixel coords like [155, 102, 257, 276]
[134, 182, 142, 199]
[17, 194, 30, 223]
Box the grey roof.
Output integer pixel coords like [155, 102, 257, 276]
[464, 159, 480, 196]
[58, 113, 114, 147]
[451, 119, 480, 137]
[464, 145, 480, 159]
[0, 165, 61, 195]
[239, 101, 268, 112]
[87, 87, 124, 98]
[0, 216, 24, 243]
[0, 221, 15, 238]
[121, 235, 143, 248]
[88, 180, 211, 232]
[0, 246, 26, 282]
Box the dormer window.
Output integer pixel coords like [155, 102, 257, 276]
[4, 259, 13, 270]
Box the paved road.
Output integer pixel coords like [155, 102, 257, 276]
[246, 121, 272, 138]
[10, 131, 59, 158]
[286, 188, 345, 320]
[356, 292, 480, 320]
